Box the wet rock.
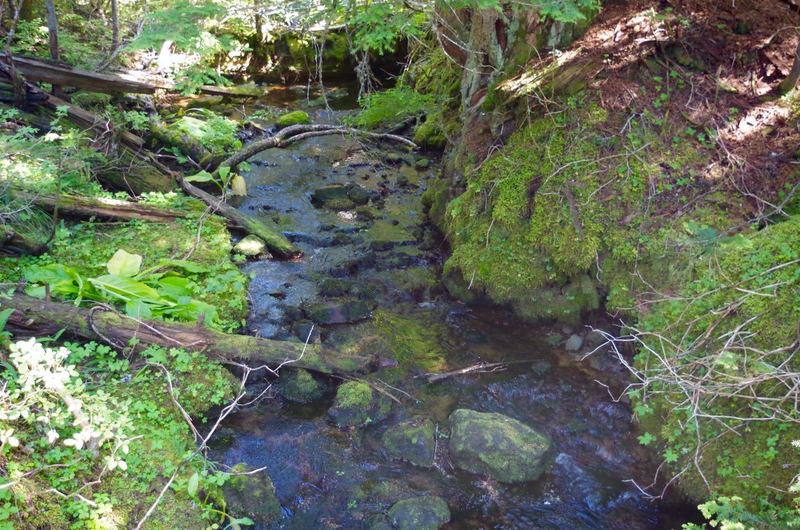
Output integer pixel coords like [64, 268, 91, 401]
[304, 299, 372, 325]
[328, 381, 391, 428]
[545, 333, 563, 346]
[224, 464, 282, 526]
[311, 182, 372, 210]
[530, 359, 552, 376]
[317, 278, 354, 297]
[448, 409, 551, 483]
[233, 235, 267, 257]
[565, 334, 584, 352]
[291, 319, 321, 343]
[584, 329, 607, 348]
[387, 496, 450, 530]
[382, 418, 436, 467]
[279, 368, 325, 403]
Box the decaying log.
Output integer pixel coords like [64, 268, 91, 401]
[149, 118, 219, 169]
[11, 191, 192, 223]
[215, 124, 418, 172]
[15, 192, 298, 257]
[176, 177, 302, 259]
[0, 53, 262, 98]
[3, 292, 369, 374]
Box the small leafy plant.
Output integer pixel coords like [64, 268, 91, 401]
[25, 249, 220, 326]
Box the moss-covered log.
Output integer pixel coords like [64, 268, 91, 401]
[4, 293, 370, 374]
[149, 119, 220, 169]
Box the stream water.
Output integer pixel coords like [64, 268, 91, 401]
[210, 86, 695, 529]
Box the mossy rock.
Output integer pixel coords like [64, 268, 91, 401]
[279, 369, 325, 403]
[311, 183, 371, 210]
[382, 418, 436, 467]
[387, 496, 450, 530]
[328, 381, 391, 428]
[304, 299, 372, 325]
[224, 464, 282, 526]
[447, 409, 551, 483]
[276, 110, 311, 127]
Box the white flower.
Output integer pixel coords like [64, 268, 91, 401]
[46, 430, 59, 444]
[0, 429, 19, 448]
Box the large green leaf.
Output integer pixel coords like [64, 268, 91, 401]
[157, 259, 210, 274]
[107, 249, 143, 277]
[24, 263, 91, 304]
[90, 275, 166, 305]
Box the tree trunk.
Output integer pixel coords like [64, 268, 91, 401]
[44, 0, 59, 62]
[110, 0, 119, 50]
[780, 40, 800, 94]
[4, 293, 371, 374]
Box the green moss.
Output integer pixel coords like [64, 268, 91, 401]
[633, 216, 800, 511]
[442, 99, 615, 321]
[374, 310, 447, 371]
[275, 110, 311, 127]
[329, 380, 392, 428]
[335, 381, 372, 409]
[280, 369, 325, 403]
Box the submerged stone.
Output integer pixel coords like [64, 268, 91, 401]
[565, 334, 584, 352]
[224, 464, 282, 525]
[387, 496, 450, 530]
[448, 409, 551, 483]
[328, 380, 391, 428]
[382, 418, 436, 467]
[304, 299, 372, 325]
[311, 183, 371, 210]
[233, 234, 267, 257]
[279, 369, 325, 403]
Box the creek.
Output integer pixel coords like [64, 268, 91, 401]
[209, 85, 695, 529]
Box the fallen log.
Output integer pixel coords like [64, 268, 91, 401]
[39, 99, 299, 257]
[0, 53, 261, 98]
[175, 177, 301, 259]
[3, 292, 370, 374]
[11, 191, 192, 223]
[15, 192, 298, 257]
[215, 124, 418, 172]
[149, 118, 219, 169]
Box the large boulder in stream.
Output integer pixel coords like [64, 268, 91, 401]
[224, 464, 282, 525]
[328, 381, 391, 428]
[387, 496, 450, 530]
[447, 409, 552, 483]
[382, 418, 436, 467]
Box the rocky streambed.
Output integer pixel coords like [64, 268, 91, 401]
[209, 89, 695, 529]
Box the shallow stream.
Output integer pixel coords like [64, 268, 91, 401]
[210, 86, 694, 529]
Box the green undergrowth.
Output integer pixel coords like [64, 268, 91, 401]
[632, 216, 800, 527]
[1, 339, 239, 529]
[1, 214, 248, 332]
[167, 110, 242, 158]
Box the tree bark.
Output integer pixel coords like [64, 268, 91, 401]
[780, 40, 800, 94]
[0, 53, 262, 97]
[44, 0, 59, 62]
[3, 293, 371, 374]
[110, 0, 119, 51]
[11, 191, 192, 223]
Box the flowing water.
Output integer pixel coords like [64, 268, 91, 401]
[211, 86, 696, 529]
